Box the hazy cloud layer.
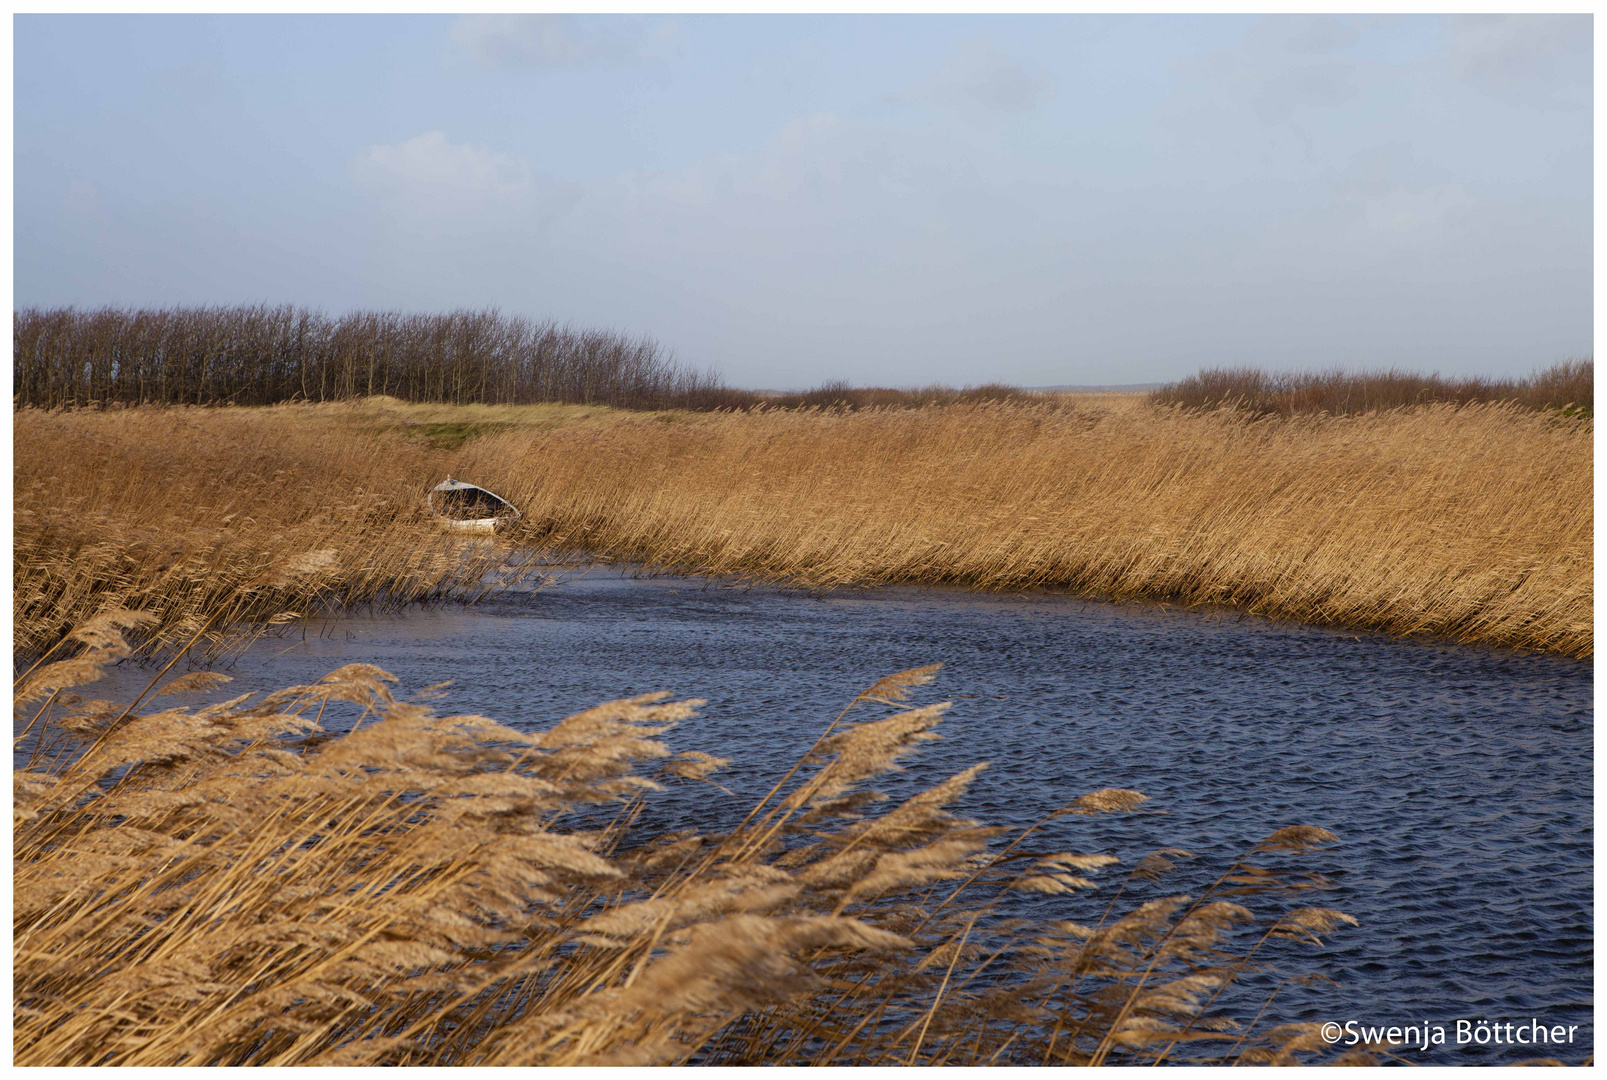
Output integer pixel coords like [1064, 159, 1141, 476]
[449, 14, 679, 69]
[62, 178, 101, 218]
[1180, 15, 1366, 125]
[1326, 147, 1476, 236]
[1448, 14, 1591, 107]
[14, 15, 1591, 389]
[914, 38, 1048, 114]
[353, 131, 536, 208]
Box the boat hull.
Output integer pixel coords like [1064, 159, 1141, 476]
[427, 477, 521, 534]
[437, 517, 506, 533]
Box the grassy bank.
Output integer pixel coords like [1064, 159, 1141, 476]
[12, 403, 548, 658]
[16, 636, 1369, 1066]
[465, 397, 1590, 657]
[13, 395, 1591, 658]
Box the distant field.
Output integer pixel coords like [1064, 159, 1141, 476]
[14, 394, 1591, 658]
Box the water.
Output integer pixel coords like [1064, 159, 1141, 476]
[38, 571, 1594, 1063]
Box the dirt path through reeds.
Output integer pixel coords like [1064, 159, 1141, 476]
[13, 397, 1592, 658]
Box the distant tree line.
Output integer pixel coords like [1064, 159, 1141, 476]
[13, 306, 745, 410]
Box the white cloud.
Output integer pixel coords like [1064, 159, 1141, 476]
[348, 131, 581, 268]
[1360, 184, 1476, 234]
[448, 15, 679, 70]
[601, 111, 976, 234]
[351, 131, 536, 209]
[450, 15, 588, 67]
[1327, 146, 1477, 237]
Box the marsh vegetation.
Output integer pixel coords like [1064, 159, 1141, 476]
[18, 391, 1587, 660]
[12, 403, 551, 660]
[461, 398, 1590, 658]
[12, 318, 1592, 1066]
[15, 626, 1372, 1066]
[1150, 360, 1592, 417]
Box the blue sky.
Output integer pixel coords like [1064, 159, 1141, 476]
[13, 14, 1592, 389]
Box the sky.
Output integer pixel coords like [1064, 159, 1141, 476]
[13, 14, 1593, 389]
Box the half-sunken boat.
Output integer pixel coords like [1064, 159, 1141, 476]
[427, 477, 522, 533]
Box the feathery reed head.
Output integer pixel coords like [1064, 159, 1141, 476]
[13, 654, 1367, 1067]
[855, 663, 944, 705]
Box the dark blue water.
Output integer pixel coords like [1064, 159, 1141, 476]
[54, 571, 1594, 1064]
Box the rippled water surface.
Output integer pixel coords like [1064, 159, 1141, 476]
[62, 572, 1594, 1063]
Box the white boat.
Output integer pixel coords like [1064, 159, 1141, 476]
[428, 477, 521, 533]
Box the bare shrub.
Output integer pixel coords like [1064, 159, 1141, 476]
[760, 381, 1033, 410]
[1150, 360, 1593, 417]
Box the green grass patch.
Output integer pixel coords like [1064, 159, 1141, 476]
[412, 421, 516, 450]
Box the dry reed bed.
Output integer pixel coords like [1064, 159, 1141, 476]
[459, 401, 1591, 657]
[16, 624, 1376, 1066]
[12, 406, 541, 659]
[13, 399, 1592, 659]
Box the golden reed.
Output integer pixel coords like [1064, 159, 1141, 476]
[16, 627, 1377, 1066]
[12, 405, 539, 658]
[464, 399, 1591, 657]
[13, 396, 1591, 658]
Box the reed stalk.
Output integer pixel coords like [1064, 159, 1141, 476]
[462, 398, 1591, 657]
[14, 396, 1591, 660]
[14, 632, 1389, 1066]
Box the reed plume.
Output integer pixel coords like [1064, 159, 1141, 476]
[462, 398, 1591, 657]
[13, 631, 1377, 1066]
[15, 393, 1590, 660]
[12, 405, 546, 659]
